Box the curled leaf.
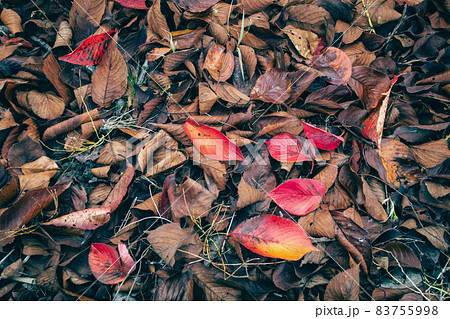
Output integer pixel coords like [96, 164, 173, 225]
[229, 214, 317, 260]
[250, 68, 291, 104]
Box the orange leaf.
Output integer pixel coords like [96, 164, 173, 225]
[229, 215, 317, 260]
[266, 178, 325, 216]
[204, 43, 234, 82]
[183, 119, 244, 161]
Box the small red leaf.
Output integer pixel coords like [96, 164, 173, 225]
[302, 121, 344, 151]
[266, 179, 326, 216]
[265, 133, 313, 163]
[183, 119, 244, 161]
[115, 0, 149, 9]
[88, 243, 136, 285]
[229, 215, 317, 260]
[41, 207, 111, 230]
[118, 243, 136, 274]
[59, 31, 117, 66]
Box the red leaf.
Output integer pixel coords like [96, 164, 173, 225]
[312, 47, 352, 85]
[229, 215, 317, 260]
[88, 243, 135, 285]
[265, 179, 326, 216]
[265, 133, 313, 163]
[59, 31, 117, 66]
[302, 121, 344, 151]
[41, 207, 111, 230]
[118, 243, 137, 274]
[114, 0, 149, 9]
[250, 68, 292, 104]
[183, 119, 244, 161]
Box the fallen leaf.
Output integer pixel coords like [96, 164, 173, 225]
[229, 214, 318, 260]
[266, 178, 326, 216]
[312, 47, 352, 85]
[183, 119, 244, 161]
[265, 133, 313, 163]
[59, 31, 116, 66]
[250, 68, 292, 104]
[324, 265, 360, 301]
[41, 207, 111, 230]
[302, 121, 344, 151]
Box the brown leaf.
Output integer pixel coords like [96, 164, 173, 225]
[187, 262, 241, 300]
[43, 54, 72, 105]
[416, 226, 449, 252]
[155, 270, 194, 301]
[146, 223, 202, 267]
[250, 68, 291, 104]
[0, 182, 71, 232]
[0, 9, 23, 36]
[378, 242, 422, 270]
[361, 176, 388, 222]
[53, 21, 72, 49]
[238, 45, 257, 80]
[348, 66, 391, 109]
[91, 36, 128, 107]
[101, 161, 134, 212]
[204, 43, 234, 82]
[167, 177, 216, 220]
[0, 163, 19, 207]
[199, 83, 218, 114]
[282, 26, 320, 60]
[238, 0, 274, 15]
[410, 139, 450, 169]
[214, 81, 250, 105]
[146, 0, 170, 40]
[324, 265, 360, 301]
[342, 42, 376, 67]
[312, 47, 352, 86]
[331, 210, 372, 275]
[16, 90, 65, 120]
[298, 206, 335, 239]
[69, 0, 106, 29]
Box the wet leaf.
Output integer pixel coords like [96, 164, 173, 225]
[183, 119, 244, 161]
[59, 31, 116, 66]
[229, 215, 318, 260]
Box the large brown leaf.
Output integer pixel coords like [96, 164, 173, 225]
[324, 265, 360, 301]
[312, 47, 352, 85]
[250, 68, 291, 104]
[348, 66, 391, 109]
[91, 35, 128, 107]
[101, 161, 134, 212]
[0, 182, 71, 232]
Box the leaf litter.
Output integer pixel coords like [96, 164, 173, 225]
[0, 0, 449, 302]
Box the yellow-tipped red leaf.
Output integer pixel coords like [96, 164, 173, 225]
[183, 119, 244, 161]
[266, 178, 326, 216]
[41, 207, 111, 230]
[229, 215, 317, 261]
[88, 243, 136, 285]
